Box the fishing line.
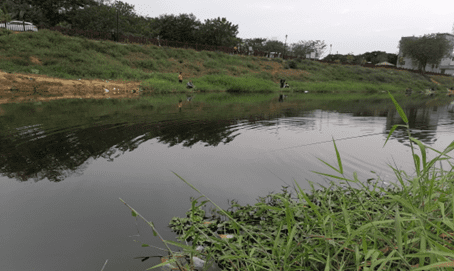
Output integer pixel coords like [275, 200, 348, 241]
[263, 132, 385, 154]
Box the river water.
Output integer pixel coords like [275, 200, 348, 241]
[1, 93, 453, 271]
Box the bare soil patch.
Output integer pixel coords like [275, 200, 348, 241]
[0, 70, 142, 104]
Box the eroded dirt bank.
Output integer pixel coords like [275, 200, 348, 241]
[0, 69, 142, 104]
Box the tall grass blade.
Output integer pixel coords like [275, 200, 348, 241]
[316, 158, 341, 174]
[387, 90, 408, 123]
[310, 171, 357, 183]
[294, 180, 323, 222]
[394, 205, 403, 257]
[383, 124, 399, 147]
[332, 137, 344, 174]
[324, 254, 330, 271]
[413, 154, 421, 175]
[410, 137, 427, 171]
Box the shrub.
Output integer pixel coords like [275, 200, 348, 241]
[0, 28, 12, 36]
[288, 60, 297, 69]
[134, 59, 157, 70]
[12, 58, 29, 66]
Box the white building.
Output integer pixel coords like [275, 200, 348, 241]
[306, 51, 320, 59]
[396, 33, 454, 75]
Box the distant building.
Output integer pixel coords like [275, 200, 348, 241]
[396, 33, 454, 75]
[306, 50, 320, 60]
[269, 52, 281, 58]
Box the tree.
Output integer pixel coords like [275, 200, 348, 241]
[68, 2, 116, 32]
[67, 0, 147, 38]
[0, 4, 12, 22]
[0, 0, 45, 25]
[387, 54, 397, 65]
[198, 17, 239, 47]
[242, 38, 267, 53]
[263, 39, 285, 57]
[0, 0, 100, 28]
[289, 40, 327, 59]
[399, 33, 453, 73]
[154, 13, 202, 44]
[346, 53, 355, 64]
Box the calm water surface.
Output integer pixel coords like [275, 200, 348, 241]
[1, 93, 453, 271]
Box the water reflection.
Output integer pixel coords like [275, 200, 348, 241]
[384, 105, 451, 147]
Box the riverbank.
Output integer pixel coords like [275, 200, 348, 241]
[1, 29, 454, 103]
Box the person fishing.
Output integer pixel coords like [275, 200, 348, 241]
[280, 79, 285, 88]
[178, 72, 183, 83]
[186, 80, 195, 89]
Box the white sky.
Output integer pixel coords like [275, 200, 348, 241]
[116, 0, 453, 55]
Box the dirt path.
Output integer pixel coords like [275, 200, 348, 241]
[0, 69, 142, 104]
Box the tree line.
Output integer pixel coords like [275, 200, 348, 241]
[322, 51, 398, 65]
[0, 0, 329, 58]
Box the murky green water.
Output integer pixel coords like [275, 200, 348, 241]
[1, 93, 453, 271]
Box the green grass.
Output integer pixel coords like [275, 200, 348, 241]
[1, 29, 454, 95]
[120, 92, 454, 271]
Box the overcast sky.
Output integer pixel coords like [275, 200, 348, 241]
[116, 0, 453, 56]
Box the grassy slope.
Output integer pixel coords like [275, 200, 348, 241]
[1, 29, 454, 94]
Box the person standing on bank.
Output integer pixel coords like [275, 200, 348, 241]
[178, 72, 183, 83]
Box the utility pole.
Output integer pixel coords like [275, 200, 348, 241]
[284, 34, 287, 59]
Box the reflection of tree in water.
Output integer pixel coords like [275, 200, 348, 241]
[384, 106, 442, 147]
[154, 119, 239, 147]
[0, 105, 311, 183]
[2, 97, 441, 183]
[0, 116, 244, 182]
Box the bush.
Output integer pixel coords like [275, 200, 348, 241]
[288, 60, 298, 69]
[134, 59, 157, 70]
[0, 28, 13, 36]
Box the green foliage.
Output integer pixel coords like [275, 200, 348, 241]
[399, 33, 453, 73]
[153, 13, 202, 45]
[133, 59, 157, 70]
[198, 17, 239, 47]
[0, 28, 12, 36]
[263, 39, 285, 56]
[242, 37, 267, 53]
[246, 63, 259, 70]
[289, 40, 328, 58]
[288, 60, 298, 69]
